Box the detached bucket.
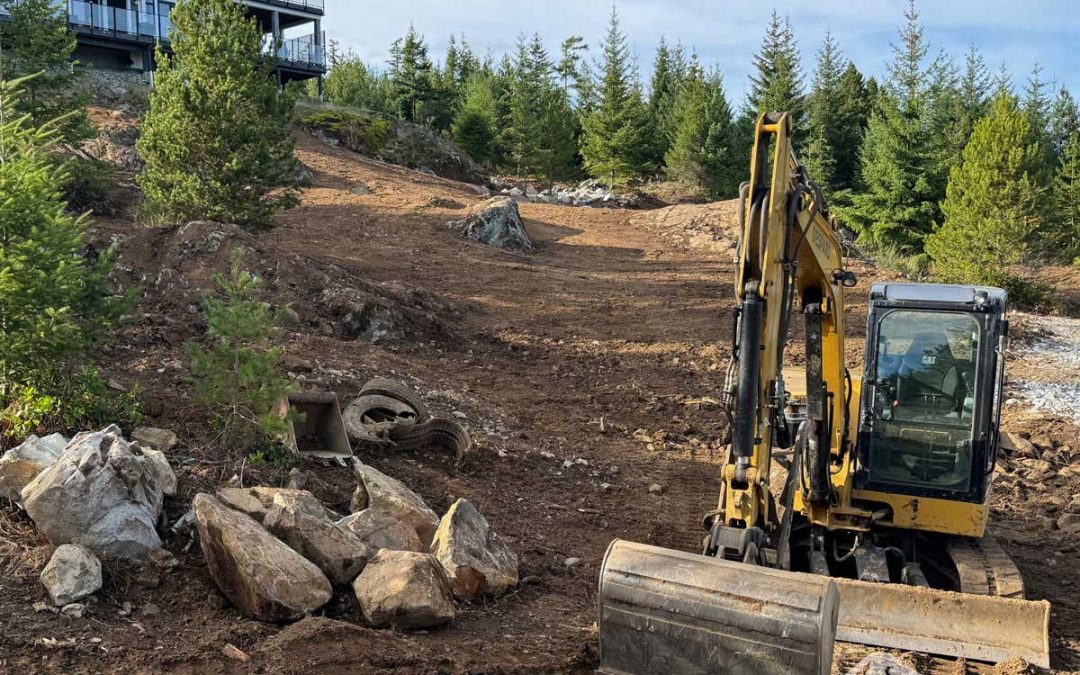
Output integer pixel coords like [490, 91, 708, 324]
[275, 392, 353, 459]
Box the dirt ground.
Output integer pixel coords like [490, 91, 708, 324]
[1, 131, 1078, 674]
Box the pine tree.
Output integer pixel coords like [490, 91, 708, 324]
[926, 93, 1050, 293]
[0, 76, 119, 404]
[1023, 63, 1051, 154]
[0, 0, 90, 143]
[324, 57, 393, 114]
[665, 60, 709, 188]
[831, 62, 871, 193]
[804, 31, 845, 194]
[535, 87, 579, 186]
[701, 70, 739, 198]
[837, 0, 939, 252]
[389, 26, 434, 122]
[556, 35, 588, 94]
[1048, 87, 1080, 164]
[1053, 133, 1080, 262]
[580, 7, 654, 184]
[187, 248, 295, 452]
[649, 37, 683, 163]
[745, 11, 805, 132]
[453, 73, 497, 163]
[137, 0, 299, 229]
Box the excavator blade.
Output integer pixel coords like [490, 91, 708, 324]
[834, 578, 1051, 669]
[597, 540, 839, 675]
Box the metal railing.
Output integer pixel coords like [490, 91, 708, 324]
[67, 0, 158, 39]
[258, 0, 324, 13]
[265, 32, 325, 70]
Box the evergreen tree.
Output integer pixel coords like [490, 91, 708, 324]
[0, 0, 90, 143]
[535, 87, 580, 185]
[745, 11, 805, 132]
[580, 7, 654, 184]
[649, 37, 684, 163]
[804, 31, 845, 194]
[837, 0, 939, 252]
[453, 73, 497, 163]
[0, 76, 119, 409]
[665, 60, 709, 187]
[556, 35, 588, 94]
[832, 62, 871, 192]
[187, 248, 295, 452]
[137, 0, 299, 229]
[701, 70, 740, 198]
[1053, 133, 1080, 262]
[1049, 87, 1080, 163]
[389, 26, 434, 122]
[926, 93, 1050, 294]
[324, 56, 393, 114]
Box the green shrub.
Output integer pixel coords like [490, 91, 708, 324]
[63, 157, 117, 213]
[187, 248, 295, 454]
[298, 108, 391, 155]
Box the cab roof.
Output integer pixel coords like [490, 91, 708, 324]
[870, 283, 1007, 309]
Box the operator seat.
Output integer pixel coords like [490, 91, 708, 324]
[895, 331, 964, 412]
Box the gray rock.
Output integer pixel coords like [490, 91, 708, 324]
[844, 652, 919, 675]
[192, 493, 332, 622]
[430, 498, 518, 599]
[141, 448, 177, 496]
[40, 544, 102, 606]
[339, 509, 423, 553]
[351, 462, 439, 547]
[21, 427, 170, 560]
[0, 433, 67, 501]
[264, 491, 372, 586]
[217, 486, 322, 523]
[131, 428, 177, 452]
[352, 549, 455, 629]
[447, 197, 533, 253]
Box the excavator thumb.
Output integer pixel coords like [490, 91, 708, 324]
[598, 540, 839, 675]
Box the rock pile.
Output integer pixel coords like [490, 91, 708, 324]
[497, 179, 637, 208]
[20, 426, 176, 560]
[193, 461, 518, 632]
[447, 197, 534, 253]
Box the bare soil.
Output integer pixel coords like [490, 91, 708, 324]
[1, 131, 1078, 674]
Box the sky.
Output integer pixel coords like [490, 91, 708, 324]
[321, 0, 1080, 103]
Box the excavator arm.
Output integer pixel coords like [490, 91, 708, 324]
[714, 112, 852, 557]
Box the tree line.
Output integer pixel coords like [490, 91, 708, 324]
[322, 1, 1080, 296]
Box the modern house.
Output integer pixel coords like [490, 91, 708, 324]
[0, 0, 326, 89]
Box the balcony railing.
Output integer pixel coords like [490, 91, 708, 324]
[257, 0, 324, 12]
[268, 32, 326, 70]
[67, 0, 158, 39]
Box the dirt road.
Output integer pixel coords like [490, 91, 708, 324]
[1, 132, 1078, 673]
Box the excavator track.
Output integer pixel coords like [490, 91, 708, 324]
[946, 535, 1025, 599]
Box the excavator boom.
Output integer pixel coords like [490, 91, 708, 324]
[597, 112, 1051, 673]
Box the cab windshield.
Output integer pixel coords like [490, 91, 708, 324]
[867, 310, 980, 493]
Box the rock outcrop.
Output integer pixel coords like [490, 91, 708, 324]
[447, 197, 533, 253]
[264, 492, 372, 586]
[352, 549, 455, 629]
[40, 544, 102, 607]
[430, 498, 518, 600]
[0, 433, 67, 501]
[192, 493, 332, 622]
[21, 426, 175, 560]
[351, 463, 440, 547]
[339, 509, 423, 553]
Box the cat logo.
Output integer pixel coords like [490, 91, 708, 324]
[922, 355, 937, 365]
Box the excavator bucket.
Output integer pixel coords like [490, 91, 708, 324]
[834, 578, 1051, 669]
[598, 540, 839, 675]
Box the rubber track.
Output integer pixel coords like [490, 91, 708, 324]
[360, 378, 430, 421]
[388, 417, 472, 461]
[946, 536, 1026, 599]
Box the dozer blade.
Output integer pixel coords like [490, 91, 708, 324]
[834, 578, 1051, 669]
[598, 540, 839, 675]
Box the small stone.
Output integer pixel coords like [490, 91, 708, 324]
[107, 379, 127, 392]
[61, 603, 86, 618]
[33, 601, 53, 613]
[222, 643, 251, 663]
[131, 428, 178, 452]
[564, 557, 581, 568]
[286, 468, 307, 490]
[41, 545, 102, 607]
[648, 483, 665, 496]
[118, 601, 132, 617]
[540, 451, 556, 460]
[139, 603, 160, 617]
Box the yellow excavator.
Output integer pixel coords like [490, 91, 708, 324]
[597, 113, 1051, 673]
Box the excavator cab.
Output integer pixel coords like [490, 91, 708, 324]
[856, 283, 1008, 503]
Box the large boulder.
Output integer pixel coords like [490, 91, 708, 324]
[40, 544, 102, 607]
[430, 498, 518, 600]
[264, 492, 372, 587]
[339, 509, 423, 553]
[21, 426, 174, 560]
[351, 462, 440, 548]
[0, 433, 67, 501]
[352, 549, 455, 629]
[192, 493, 332, 622]
[218, 486, 339, 523]
[447, 197, 534, 253]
